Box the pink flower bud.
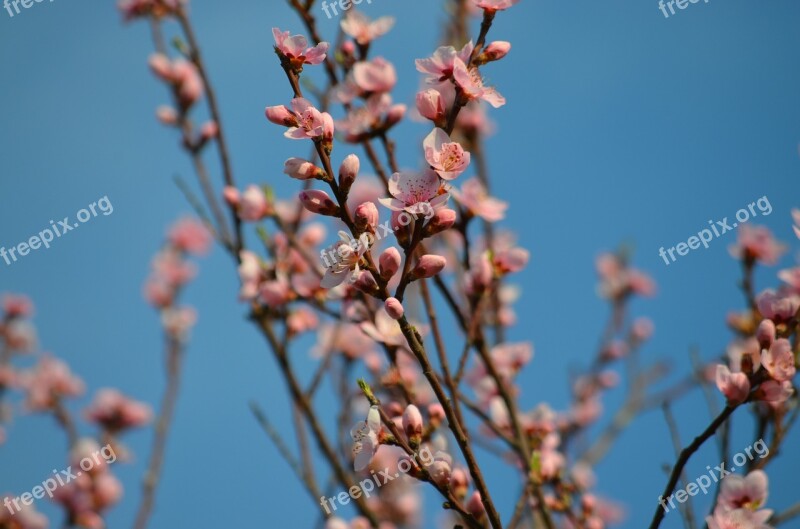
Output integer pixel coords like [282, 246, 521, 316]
[416, 89, 446, 124]
[756, 319, 776, 350]
[631, 317, 654, 342]
[430, 452, 452, 485]
[148, 53, 173, 81]
[427, 403, 446, 426]
[341, 40, 355, 56]
[423, 208, 457, 237]
[265, 105, 298, 127]
[283, 158, 324, 180]
[298, 189, 340, 216]
[200, 121, 219, 140]
[354, 202, 379, 232]
[156, 105, 178, 125]
[353, 270, 378, 294]
[402, 404, 423, 444]
[240, 185, 270, 221]
[223, 186, 240, 207]
[339, 154, 360, 194]
[467, 491, 486, 520]
[385, 104, 407, 128]
[450, 468, 469, 499]
[481, 41, 511, 62]
[715, 364, 750, 404]
[411, 255, 446, 280]
[379, 247, 402, 279]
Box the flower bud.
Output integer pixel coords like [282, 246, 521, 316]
[385, 104, 406, 128]
[379, 247, 402, 279]
[429, 452, 452, 485]
[416, 89, 446, 125]
[450, 468, 469, 499]
[240, 185, 270, 221]
[156, 105, 178, 125]
[354, 202, 379, 232]
[385, 297, 404, 320]
[410, 255, 446, 280]
[467, 491, 486, 520]
[265, 105, 298, 127]
[341, 40, 356, 56]
[200, 121, 218, 141]
[339, 154, 360, 195]
[427, 403, 446, 427]
[223, 186, 240, 207]
[284, 158, 325, 180]
[756, 319, 776, 350]
[476, 41, 511, 64]
[148, 53, 173, 81]
[402, 404, 423, 445]
[353, 270, 379, 295]
[298, 190, 340, 217]
[423, 208, 457, 237]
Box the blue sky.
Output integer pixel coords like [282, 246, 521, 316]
[1, 0, 799, 528]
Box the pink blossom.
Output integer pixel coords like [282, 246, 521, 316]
[21, 356, 85, 411]
[474, 0, 521, 10]
[451, 177, 507, 221]
[756, 289, 800, 323]
[706, 507, 774, 529]
[339, 154, 360, 193]
[340, 11, 395, 45]
[761, 339, 796, 382]
[778, 267, 800, 292]
[267, 98, 335, 142]
[237, 251, 262, 300]
[756, 319, 776, 349]
[352, 57, 397, 94]
[321, 232, 371, 289]
[402, 404, 423, 443]
[287, 307, 319, 335]
[148, 54, 203, 107]
[755, 380, 793, 405]
[118, 0, 182, 20]
[168, 217, 211, 255]
[729, 224, 786, 265]
[84, 388, 153, 431]
[715, 364, 750, 404]
[351, 405, 381, 471]
[416, 89, 447, 125]
[480, 41, 512, 63]
[3, 294, 33, 318]
[631, 317, 655, 342]
[453, 59, 506, 108]
[379, 169, 450, 215]
[416, 42, 474, 84]
[494, 247, 529, 274]
[239, 185, 271, 221]
[360, 309, 407, 348]
[718, 469, 769, 511]
[272, 28, 328, 66]
[466, 491, 486, 520]
[423, 128, 471, 180]
[161, 306, 197, 340]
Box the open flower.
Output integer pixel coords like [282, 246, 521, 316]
[416, 41, 474, 84]
[453, 59, 506, 108]
[272, 28, 328, 67]
[715, 365, 750, 404]
[379, 169, 450, 215]
[423, 128, 471, 180]
[321, 232, 371, 289]
[341, 11, 395, 45]
[718, 470, 768, 511]
[351, 405, 381, 471]
[761, 339, 796, 383]
[729, 225, 786, 265]
[451, 177, 507, 221]
[266, 98, 334, 142]
[706, 507, 773, 529]
[474, 0, 520, 10]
